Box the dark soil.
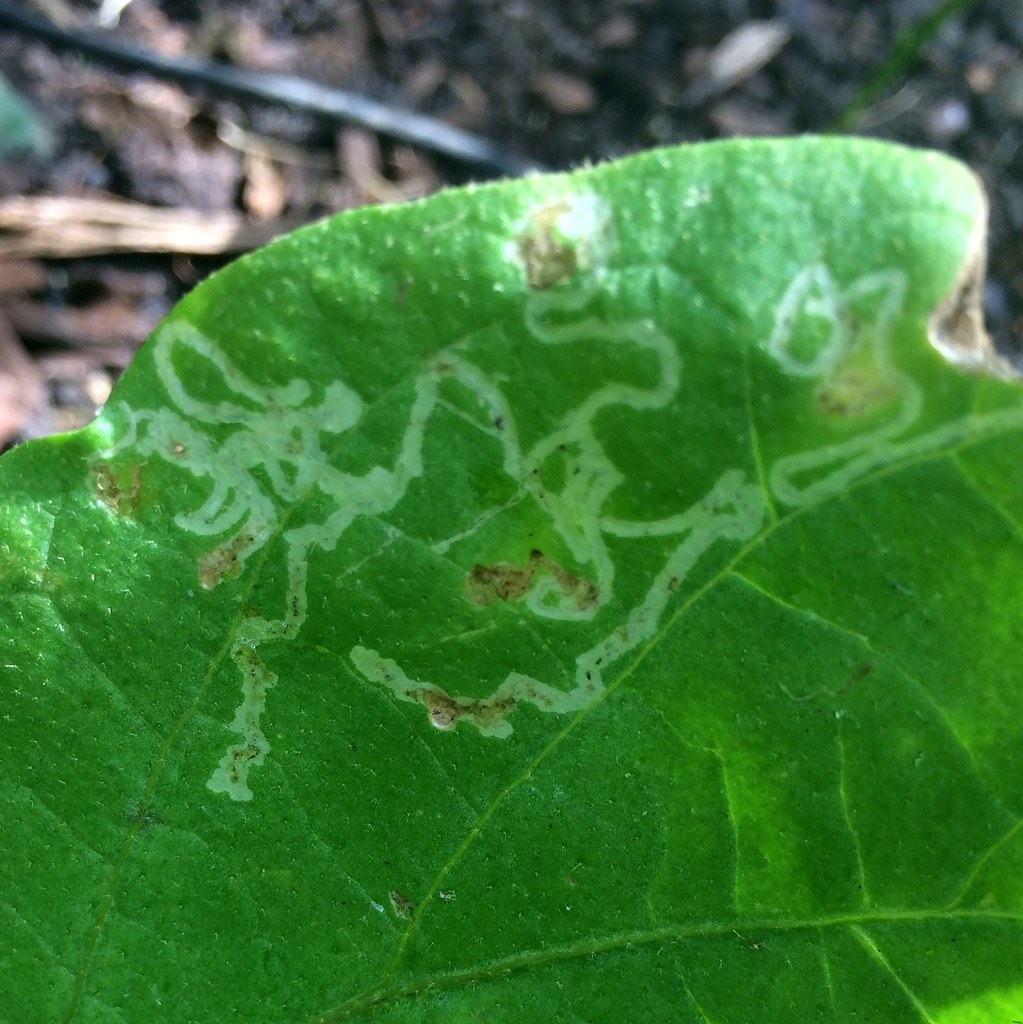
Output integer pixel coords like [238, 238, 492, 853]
[1, 0, 1022, 446]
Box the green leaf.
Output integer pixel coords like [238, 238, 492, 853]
[3, 137, 1022, 1023]
[0, 71, 52, 159]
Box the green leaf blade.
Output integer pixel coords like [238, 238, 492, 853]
[2, 137, 1021, 1023]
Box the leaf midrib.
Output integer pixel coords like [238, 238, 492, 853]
[315, 906, 1023, 1024]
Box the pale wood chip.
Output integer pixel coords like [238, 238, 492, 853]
[0, 195, 304, 258]
[705, 20, 791, 91]
[243, 147, 291, 221]
[0, 310, 46, 448]
[529, 71, 597, 115]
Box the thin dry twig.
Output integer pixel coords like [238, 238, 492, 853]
[0, 1, 544, 176]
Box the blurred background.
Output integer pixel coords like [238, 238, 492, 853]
[0, 0, 1021, 448]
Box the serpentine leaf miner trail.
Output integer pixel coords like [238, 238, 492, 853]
[85, 153, 1019, 808]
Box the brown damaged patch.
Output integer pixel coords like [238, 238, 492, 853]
[466, 549, 598, 612]
[466, 554, 537, 604]
[414, 684, 516, 734]
[548, 558, 600, 610]
[518, 202, 579, 289]
[816, 365, 902, 418]
[928, 184, 1018, 379]
[813, 305, 903, 420]
[94, 462, 143, 516]
[413, 671, 589, 736]
[198, 529, 254, 589]
[388, 890, 414, 920]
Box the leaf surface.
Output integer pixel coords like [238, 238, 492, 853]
[2, 138, 1022, 1023]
